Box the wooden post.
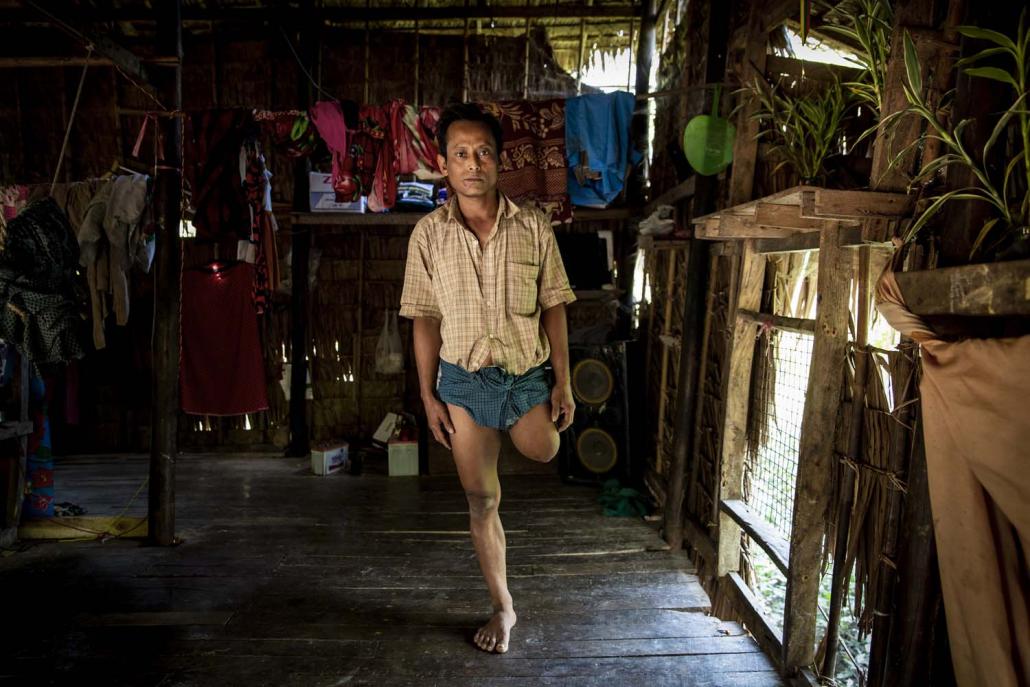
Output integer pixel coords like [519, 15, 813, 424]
[715, 241, 765, 576]
[523, 4, 531, 100]
[462, 0, 470, 101]
[363, 1, 370, 104]
[148, 0, 182, 547]
[685, 252, 718, 517]
[654, 249, 679, 476]
[822, 244, 870, 677]
[664, 240, 708, 549]
[286, 5, 315, 458]
[355, 230, 366, 434]
[727, 3, 767, 206]
[630, 0, 657, 203]
[783, 225, 850, 672]
[414, 7, 421, 107]
[575, 16, 587, 95]
[0, 354, 32, 547]
[626, 18, 635, 92]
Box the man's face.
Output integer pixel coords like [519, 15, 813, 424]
[436, 120, 499, 200]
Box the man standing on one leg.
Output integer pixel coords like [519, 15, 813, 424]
[399, 103, 577, 654]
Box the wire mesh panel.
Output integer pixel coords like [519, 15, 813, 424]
[744, 329, 814, 538]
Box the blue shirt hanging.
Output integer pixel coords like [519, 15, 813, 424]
[566, 91, 642, 208]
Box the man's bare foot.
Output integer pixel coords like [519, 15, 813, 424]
[474, 607, 516, 653]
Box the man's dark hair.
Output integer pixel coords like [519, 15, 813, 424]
[436, 103, 504, 158]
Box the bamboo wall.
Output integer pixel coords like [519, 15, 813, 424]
[0, 26, 586, 452]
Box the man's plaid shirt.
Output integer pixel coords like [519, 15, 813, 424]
[399, 193, 576, 375]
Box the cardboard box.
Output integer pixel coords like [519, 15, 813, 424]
[311, 443, 349, 476]
[309, 172, 366, 213]
[388, 440, 419, 477]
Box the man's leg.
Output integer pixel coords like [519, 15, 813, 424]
[446, 403, 517, 653]
[508, 402, 561, 463]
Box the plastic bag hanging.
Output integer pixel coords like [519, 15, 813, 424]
[375, 309, 404, 375]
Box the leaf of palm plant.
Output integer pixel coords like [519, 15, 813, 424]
[970, 217, 1001, 257]
[1002, 150, 1027, 212]
[956, 26, 1018, 53]
[983, 93, 1028, 161]
[955, 47, 1010, 70]
[963, 66, 1020, 90]
[904, 188, 995, 241]
[903, 32, 923, 97]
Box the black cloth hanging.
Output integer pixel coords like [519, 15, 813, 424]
[0, 197, 87, 363]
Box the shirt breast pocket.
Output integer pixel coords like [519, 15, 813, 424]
[507, 262, 539, 316]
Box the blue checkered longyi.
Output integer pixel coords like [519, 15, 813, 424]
[436, 359, 551, 430]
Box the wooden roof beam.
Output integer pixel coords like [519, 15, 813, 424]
[21, 1, 164, 101]
[7, 4, 641, 24]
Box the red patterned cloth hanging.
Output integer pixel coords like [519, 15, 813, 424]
[241, 140, 279, 315]
[479, 99, 570, 225]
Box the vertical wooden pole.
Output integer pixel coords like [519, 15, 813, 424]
[286, 4, 315, 458]
[630, 0, 657, 203]
[715, 240, 765, 576]
[626, 18, 635, 93]
[355, 230, 366, 435]
[822, 243, 870, 677]
[727, 3, 767, 206]
[363, 1, 370, 104]
[654, 248, 679, 476]
[149, 0, 182, 547]
[414, 6, 421, 107]
[462, 2, 470, 102]
[783, 224, 851, 672]
[575, 16, 587, 95]
[685, 252, 718, 517]
[523, 12, 531, 100]
[664, 239, 708, 550]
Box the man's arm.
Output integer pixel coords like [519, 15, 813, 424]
[413, 316, 455, 448]
[541, 304, 575, 432]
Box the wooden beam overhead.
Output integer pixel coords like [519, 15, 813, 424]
[22, 0, 163, 101]
[8, 4, 641, 24]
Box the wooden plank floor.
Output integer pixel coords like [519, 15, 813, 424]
[0, 454, 784, 686]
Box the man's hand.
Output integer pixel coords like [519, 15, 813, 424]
[424, 396, 456, 449]
[550, 382, 575, 432]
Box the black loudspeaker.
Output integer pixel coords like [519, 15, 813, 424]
[559, 341, 633, 484]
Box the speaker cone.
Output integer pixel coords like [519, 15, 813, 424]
[571, 358, 614, 405]
[575, 428, 618, 474]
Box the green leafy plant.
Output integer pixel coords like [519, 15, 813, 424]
[884, 12, 1030, 257]
[747, 76, 852, 183]
[820, 0, 894, 122]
